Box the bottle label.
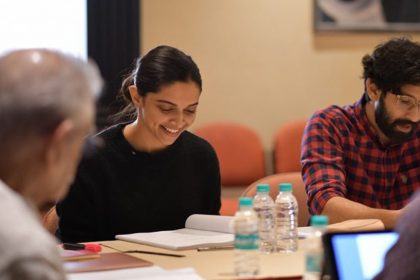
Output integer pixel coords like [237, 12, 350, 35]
[305, 254, 321, 273]
[235, 233, 259, 250]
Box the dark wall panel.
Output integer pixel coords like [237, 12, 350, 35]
[88, 0, 140, 129]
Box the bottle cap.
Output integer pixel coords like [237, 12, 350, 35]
[256, 183, 270, 193]
[84, 243, 102, 253]
[310, 215, 329, 227]
[279, 183, 293, 192]
[238, 197, 253, 207]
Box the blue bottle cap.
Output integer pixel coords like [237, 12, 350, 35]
[238, 197, 253, 207]
[310, 215, 329, 226]
[279, 183, 293, 192]
[256, 183, 270, 193]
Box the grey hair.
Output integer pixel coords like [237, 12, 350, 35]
[0, 49, 102, 162]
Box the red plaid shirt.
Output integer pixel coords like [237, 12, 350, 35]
[301, 96, 420, 215]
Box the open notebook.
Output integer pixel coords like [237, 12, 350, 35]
[116, 214, 234, 250]
[322, 230, 399, 280]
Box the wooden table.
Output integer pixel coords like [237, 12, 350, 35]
[98, 240, 304, 279]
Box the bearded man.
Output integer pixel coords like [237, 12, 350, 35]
[301, 37, 420, 228]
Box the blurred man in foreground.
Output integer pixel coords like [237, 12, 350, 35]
[0, 49, 102, 279]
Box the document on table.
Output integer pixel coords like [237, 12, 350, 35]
[68, 266, 204, 280]
[298, 219, 385, 238]
[116, 214, 234, 250]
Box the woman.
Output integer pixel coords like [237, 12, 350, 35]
[56, 46, 221, 242]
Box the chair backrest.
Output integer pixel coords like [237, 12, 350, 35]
[219, 197, 238, 216]
[273, 119, 307, 174]
[194, 122, 266, 186]
[241, 172, 309, 226]
[41, 206, 59, 235]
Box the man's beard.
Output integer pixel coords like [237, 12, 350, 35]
[375, 95, 418, 144]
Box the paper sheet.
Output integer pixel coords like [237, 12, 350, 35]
[68, 266, 204, 280]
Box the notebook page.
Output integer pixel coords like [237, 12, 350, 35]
[185, 214, 233, 233]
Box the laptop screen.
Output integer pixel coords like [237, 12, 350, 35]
[323, 231, 399, 280]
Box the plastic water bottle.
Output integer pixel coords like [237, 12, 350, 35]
[253, 183, 275, 253]
[275, 183, 298, 252]
[304, 215, 329, 280]
[233, 197, 259, 277]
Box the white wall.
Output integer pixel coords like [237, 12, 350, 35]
[0, 0, 87, 59]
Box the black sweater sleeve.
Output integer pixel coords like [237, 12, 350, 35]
[201, 140, 222, 215]
[56, 158, 103, 243]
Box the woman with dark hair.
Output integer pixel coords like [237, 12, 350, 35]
[56, 46, 221, 243]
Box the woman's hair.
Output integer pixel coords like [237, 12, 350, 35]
[362, 37, 420, 99]
[117, 45, 202, 120]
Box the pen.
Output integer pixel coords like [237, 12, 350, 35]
[197, 245, 234, 252]
[100, 243, 185, 258]
[124, 250, 185, 257]
[62, 243, 102, 253]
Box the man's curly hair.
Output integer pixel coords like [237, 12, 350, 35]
[362, 37, 420, 98]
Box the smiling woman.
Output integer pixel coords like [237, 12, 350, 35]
[56, 46, 222, 243]
[124, 81, 200, 152]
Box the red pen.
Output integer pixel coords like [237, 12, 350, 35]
[62, 243, 102, 253]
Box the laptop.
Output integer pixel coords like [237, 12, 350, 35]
[322, 230, 399, 280]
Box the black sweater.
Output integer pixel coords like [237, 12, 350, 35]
[56, 123, 221, 242]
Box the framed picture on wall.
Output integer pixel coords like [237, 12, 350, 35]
[314, 0, 420, 31]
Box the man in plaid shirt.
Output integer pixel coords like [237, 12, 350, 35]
[301, 37, 420, 229]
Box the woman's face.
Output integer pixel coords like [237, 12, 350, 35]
[135, 81, 200, 151]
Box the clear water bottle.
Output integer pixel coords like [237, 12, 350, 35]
[233, 197, 259, 277]
[253, 183, 275, 254]
[275, 183, 298, 253]
[304, 215, 329, 280]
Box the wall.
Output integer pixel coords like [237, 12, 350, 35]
[141, 0, 420, 150]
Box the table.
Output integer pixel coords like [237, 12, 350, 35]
[98, 240, 305, 280]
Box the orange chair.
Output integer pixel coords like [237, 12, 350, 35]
[241, 172, 309, 226]
[273, 120, 307, 174]
[195, 122, 266, 186]
[219, 198, 238, 217]
[194, 122, 266, 216]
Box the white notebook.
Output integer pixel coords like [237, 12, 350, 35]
[115, 214, 234, 251]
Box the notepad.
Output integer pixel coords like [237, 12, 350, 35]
[326, 219, 385, 232]
[298, 219, 385, 238]
[115, 214, 234, 251]
[64, 252, 153, 273]
[60, 248, 100, 262]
